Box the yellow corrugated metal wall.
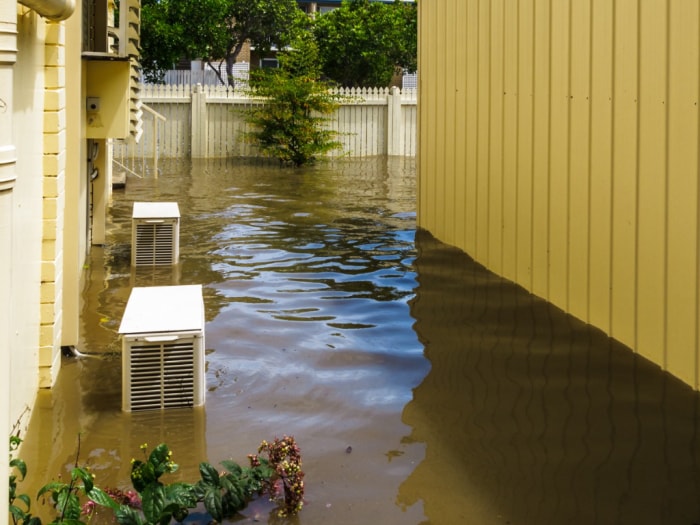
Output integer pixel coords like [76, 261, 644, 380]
[418, 0, 700, 388]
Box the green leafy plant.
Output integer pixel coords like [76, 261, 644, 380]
[113, 442, 195, 525]
[9, 437, 304, 524]
[37, 469, 118, 524]
[245, 34, 345, 166]
[36, 436, 119, 524]
[81, 487, 142, 523]
[193, 457, 272, 521]
[313, 0, 417, 88]
[117, 441, 303, 523]
[9, 436, 39, 525]
[9, 434, 119, 525]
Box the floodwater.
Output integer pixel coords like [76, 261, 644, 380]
[18, 157, 700, 525]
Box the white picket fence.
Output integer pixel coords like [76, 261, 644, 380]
[114, 84, 417, 167]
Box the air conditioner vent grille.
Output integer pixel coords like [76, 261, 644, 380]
[128, 339, 195, 411]
[120, 285, 205, 412]
[131, 202, 181, 267]
[134, 222, 175, 265]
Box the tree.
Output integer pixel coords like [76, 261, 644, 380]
[140, 0, 307, 85]
[313, 0, 417, 88]
[244, 34, 344, 167]
[140, 0, 184, 83]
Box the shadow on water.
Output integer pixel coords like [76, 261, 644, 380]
[402, 230, 700, 525]
[17, 158, 700, 524]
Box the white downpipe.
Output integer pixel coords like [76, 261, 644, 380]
[0, 1, 17, 521]
[17, 0, 75, 21]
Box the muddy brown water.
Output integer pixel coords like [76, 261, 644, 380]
[18, 158, 700, 524]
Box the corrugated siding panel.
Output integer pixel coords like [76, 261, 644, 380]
[464, 1, 479, 254]
[549, 0, 570, 310]
[476, 0, 491, 263]
[530, 0, 550, 299]
[636, 0, 667, 367]
[488, 0, 504, 274]
[588, 0, 613, 335]
[666, 1, 699, 386]
[502, 1, 518, 282]
[418, 0, 436, 230]
[515, 0, 534, 289]
[568, 0, 592, 322]
[443, 0, 457, 244]
[610, 0, 638, 350]
[418, 0, 700, 389]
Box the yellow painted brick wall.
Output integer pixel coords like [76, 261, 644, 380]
[41, 21, 67, 387]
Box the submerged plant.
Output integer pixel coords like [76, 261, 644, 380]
[249, 435, 305, 517]
[115, 442, 196, 524]
[9, 435, 38, 525]
[9, 434, 120, 525]
[8, 437, 304, 524]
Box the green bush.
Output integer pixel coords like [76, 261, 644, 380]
[245, 35, 344, 166]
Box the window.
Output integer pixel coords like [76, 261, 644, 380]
[261, 58, 279, 69]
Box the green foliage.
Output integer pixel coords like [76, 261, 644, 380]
[122, 443, 195, 524]
[245, 35, 344, 166]
[313, 0, 418, 87]
[11, 435, 117, 525]
[193, 458, 274, 521]
[9, 437, 304, 524]
[9, 436, 40, 525]
[139, 0, 186, 83]
[140, 0, 307, 85]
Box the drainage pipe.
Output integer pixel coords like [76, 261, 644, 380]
[18, 0, 75, 21]
[0, 1, 17, 521]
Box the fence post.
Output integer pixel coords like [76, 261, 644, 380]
[191, 84, 208, 158]
[387, 86, 402, 156]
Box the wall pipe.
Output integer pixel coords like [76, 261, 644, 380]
[18, 0, 75, 21]
[0, 0, 17, 520]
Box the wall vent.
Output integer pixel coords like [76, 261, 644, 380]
[118, 285, 205, 412]
[132, 202, 180, 266]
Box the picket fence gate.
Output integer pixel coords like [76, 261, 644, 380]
[114, 84, 417, 170]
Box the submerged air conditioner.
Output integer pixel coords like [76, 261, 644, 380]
[118, 285, 205, 412]
[132, 202, 180, 266]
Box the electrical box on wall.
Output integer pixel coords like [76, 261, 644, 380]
[86, 97, 101, 112]
[118, 285, 206, 412]
[84, 56, 131, 139]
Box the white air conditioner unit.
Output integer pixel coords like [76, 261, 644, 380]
[118, 285, 205, 412]
[131, 202, 180, 266]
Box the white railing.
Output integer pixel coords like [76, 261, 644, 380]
[113, 103, 167, 177]
[114, 84, 417, 161]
